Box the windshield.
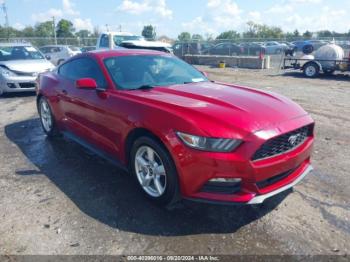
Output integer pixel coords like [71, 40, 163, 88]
[104, 55, 208, 90]
[0, 46, 44, 61]
[113, 35, 144, 46]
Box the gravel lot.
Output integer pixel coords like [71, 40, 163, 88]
[0, 68, 349, 256]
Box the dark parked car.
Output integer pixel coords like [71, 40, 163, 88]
[203, 43, 243, 56]
[239, 43, 265, 56]
[280, 42, 297, 56]
[292, 40, 328, 54]
[172, 42, 213, 57]
[81, 46, 96, 53]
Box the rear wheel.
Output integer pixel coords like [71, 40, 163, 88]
[303, 63, 319, 78]
[130, 136, 180, 207]
[39, 97, 60, 138]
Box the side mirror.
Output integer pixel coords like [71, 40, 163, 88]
[200, 71, 208, 78]
[45, 55, 51, 60]
[75, 78, 97, 90]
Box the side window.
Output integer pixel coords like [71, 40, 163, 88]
[40, 47, 48, 54]
[215, 44, 224, 50]
[173, 44, 181, 50]
[58, 58, 107, 88]
[100, 34, 109, 48]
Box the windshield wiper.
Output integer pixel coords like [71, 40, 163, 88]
[130, 85, 155, 90]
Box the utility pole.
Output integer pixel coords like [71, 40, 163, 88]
[2, 0, 10, 40]
[52, 16, 57, 45]
[118, 24, 122, 32]
[105, 24, 109, 32]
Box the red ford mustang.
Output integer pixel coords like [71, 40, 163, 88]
[36, 49, 314, 206]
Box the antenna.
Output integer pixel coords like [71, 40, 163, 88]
[2, 0, 10, 39]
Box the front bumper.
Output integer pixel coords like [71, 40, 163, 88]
[167, 114, 314, 205]
[0, 76, 37, 93]
[247, 165, 313, 204]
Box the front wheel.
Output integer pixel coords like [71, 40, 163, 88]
[130, 136, 180, 207]
[39, 97, 60, 138]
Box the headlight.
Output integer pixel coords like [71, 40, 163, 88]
[0, 67, 16, 77]
[176, 132, 242, 152]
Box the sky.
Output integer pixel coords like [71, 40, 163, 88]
[3, 0, 350, 37]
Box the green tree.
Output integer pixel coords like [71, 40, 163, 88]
[293, 30, 300, 37]
[56, 19, 75, 38]
[177, 32, 191, 41]
[22, 26, 35, 37]
[76, 29, 91, 38]
[192, 34, 203, 41]
[142, 25, 156, 40]
[0, 26, 20, 38]
[243, 21, 283, 39]
[216, 30, 240, 40]
[243, 21, 259, 38]
[317, 30, 332, 38]
[205, 33, 214, 41]
[34, 21, 54, 37]
[303, 30, 312, 39]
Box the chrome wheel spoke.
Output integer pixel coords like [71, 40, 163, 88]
[154, 177, 164, 195]
[147, 147, 154, 162]
[141, 174, 152, 187]
[136, 156, 148, 167]
[40, 100, 52, 132]
[155, 165, 166, 176]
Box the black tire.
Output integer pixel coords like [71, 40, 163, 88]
[38, 96, 60, 138]
[129, 136, 180, 207]
[303, 63, 319, 78]
[302, 44, 314, 55]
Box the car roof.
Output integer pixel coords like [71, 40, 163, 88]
[40, 45, 69, 48]
[0, 42, 32, 47]
[100, 31, 135, 36]
[83, 49, 170, 60]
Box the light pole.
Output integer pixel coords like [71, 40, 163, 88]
[52, 16, 57, 45]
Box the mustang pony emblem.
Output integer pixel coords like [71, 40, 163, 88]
[288, 134, 301, 146]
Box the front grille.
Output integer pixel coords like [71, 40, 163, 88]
[14, 71, 35, 77]
[252, 125, 312, 161]
[19, 82, 36, 89]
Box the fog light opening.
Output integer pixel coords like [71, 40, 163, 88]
[209, 178, 242, 183]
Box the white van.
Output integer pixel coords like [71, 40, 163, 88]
[96, 32, 172, 53]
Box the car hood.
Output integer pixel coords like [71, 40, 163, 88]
[0, 59, 54, 73]
[130, 82, 308, 136]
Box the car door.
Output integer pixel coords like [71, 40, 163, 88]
[211, 44, 226, 55]
[56, 57, 110, 149]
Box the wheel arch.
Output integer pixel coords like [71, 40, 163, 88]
[302, 60, 322, 72]
[124, 127, 172, 167]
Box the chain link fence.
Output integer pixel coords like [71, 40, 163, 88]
[0, 37, 98, 47]
[0, 36, 348, 69]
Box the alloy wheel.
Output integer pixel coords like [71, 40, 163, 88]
[134, 146, 167, 197]
[40, 99, 53, 133]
